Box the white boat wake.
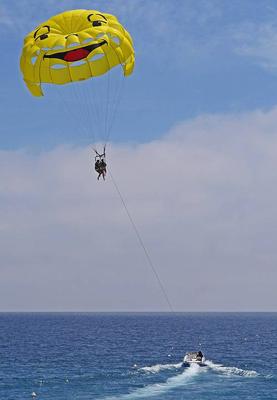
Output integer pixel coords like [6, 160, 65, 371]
[139, 362, 182, 374]
[98, 358, 258, 400]
[205, 360, 258, 377]
[101, 363, 201, 399]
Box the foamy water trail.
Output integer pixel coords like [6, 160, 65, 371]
[101, 364, 201, 400]
[205, 360, 258, 377]
[139, 362, 182, 374]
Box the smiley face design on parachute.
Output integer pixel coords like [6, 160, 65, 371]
[20, 10, 135, 96]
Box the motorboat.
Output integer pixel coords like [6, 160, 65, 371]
[182, 351, 206, 367]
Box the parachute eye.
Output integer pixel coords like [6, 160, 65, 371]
[34, 25, 50, 41]
[87, 14, 107, 27]
[39, 34, 48, 40]
[92, 20, 103, 27]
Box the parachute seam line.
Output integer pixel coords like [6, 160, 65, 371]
[66, 50, 74, 85]
[70, 12, 74, 38]
[76, 10, 88, 32]
[37, 51, 44, 91]
[109, 169, 174, 312]
[61, 13, 69, 41]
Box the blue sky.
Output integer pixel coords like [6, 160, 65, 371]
[1, 1, 277, 311]
[1, 0, 277, 150]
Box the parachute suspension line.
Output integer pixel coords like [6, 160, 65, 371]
[105, 70, 125, 146]
[48, 64, 93, 144]
[104, 66, 111, 145]
[87, 76, 105, 144]
[55, 86, 93, 145]
[103, 47, 126, 146]
[109, 169, 174, 312]
[48, 60, 124, 154]
[61, 81, 92, 142]
[99, 45, 113, 148]
[71, 82, 96, 143]
[88, 79, 102, 141]
[65, 64, 91, 140]
[82, 79, 97, 142]
[97, 46, 126, 148]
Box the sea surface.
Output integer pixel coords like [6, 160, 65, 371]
[0, 313, 276, 399]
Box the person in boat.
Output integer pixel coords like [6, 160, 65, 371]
[196, 351, 203, 360]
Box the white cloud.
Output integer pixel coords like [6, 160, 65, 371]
[1, 107, 277, 311]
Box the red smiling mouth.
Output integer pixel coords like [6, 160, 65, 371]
[64, 48, 90, 62]
[44, 40, 107, 62]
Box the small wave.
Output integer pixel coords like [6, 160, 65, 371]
[139, 362, 182, 374]
[100, 364, 201, 400]
[205, 360, 258, 377]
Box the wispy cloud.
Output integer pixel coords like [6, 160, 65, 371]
[0, 4, 14, 28]
[1, 107, 277, 311]
[0, 0, 256, 68]
[234, 22, 277, 72]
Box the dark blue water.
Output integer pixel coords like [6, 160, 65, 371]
[0, 313, 276, 399]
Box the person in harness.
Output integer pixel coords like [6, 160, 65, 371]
[94, 147, 107, 180]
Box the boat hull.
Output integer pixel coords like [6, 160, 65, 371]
[182, 361, 206, 367]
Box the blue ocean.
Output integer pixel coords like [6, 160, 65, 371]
[0, 313, 276, 399]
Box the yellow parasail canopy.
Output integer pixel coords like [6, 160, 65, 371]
[20, 9, 135, 96]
